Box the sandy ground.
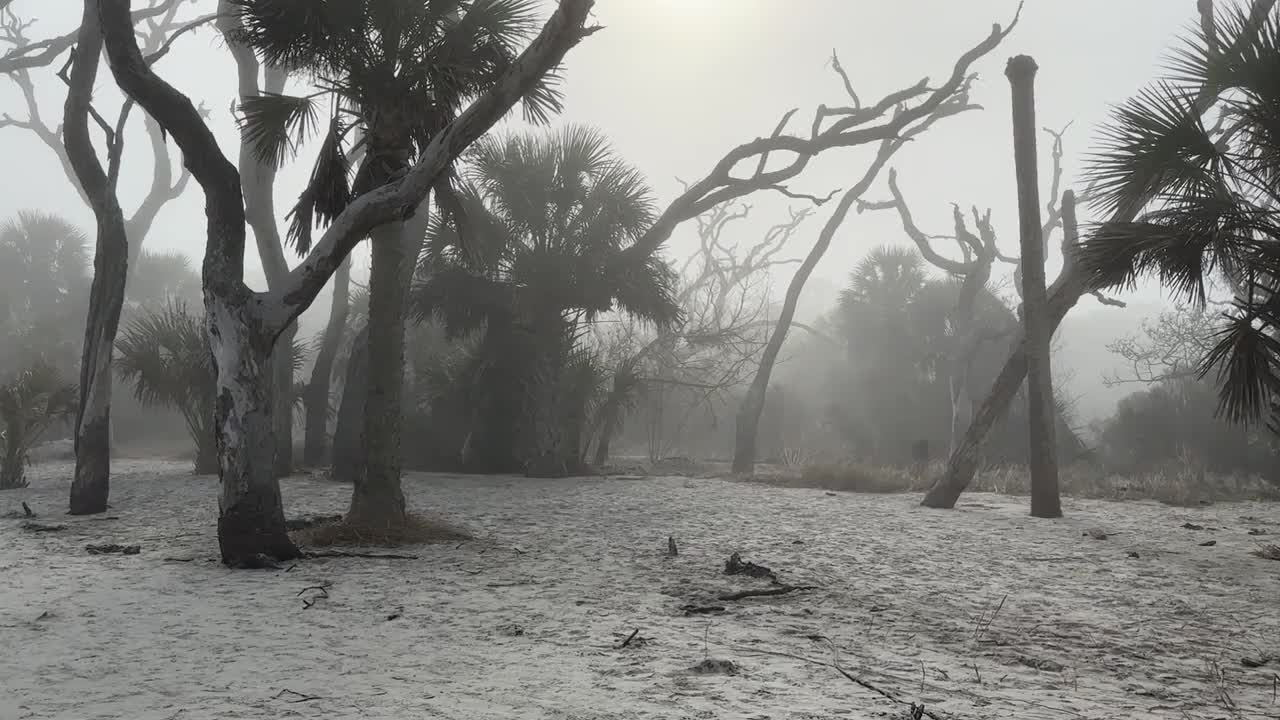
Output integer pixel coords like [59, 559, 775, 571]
[2, 460, 1280, 720]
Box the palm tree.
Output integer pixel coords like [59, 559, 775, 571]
[233, 0, 566, 525]
[0, 362, 77, 490]
[415, 125, 679, 476]
[1079, 2, 1280, 431]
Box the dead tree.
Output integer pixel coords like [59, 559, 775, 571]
[598, 202, 812, 463]
[727, 9, 1020, 474]
[1006, 55, 1060, 518]
[12, 0, 210, 515]
[920, 0, 1257, 509]
[95, 0, 598, 565]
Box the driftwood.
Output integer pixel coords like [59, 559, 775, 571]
[667, 536, 678, 557]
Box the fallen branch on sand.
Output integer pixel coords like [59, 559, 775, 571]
[681, 604, 727, 615]
[273, 688, 322, 703]
[736, 645, 946, 720]
[718, 585, 816, 601]
[305, 550, 418, 560]
[21, 522, 65, 532]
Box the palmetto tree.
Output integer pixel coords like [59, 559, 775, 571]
[233, 0, 566, 523]
[1080, 1, 1280, 430]
[415, 125, 679, 475]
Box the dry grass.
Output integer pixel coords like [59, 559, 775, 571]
[290, 512, 471, 548]
[749, 459, 1280, 505]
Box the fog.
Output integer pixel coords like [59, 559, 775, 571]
[8, 2, 1280, 718]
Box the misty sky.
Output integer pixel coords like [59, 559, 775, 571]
[0, 0, 1202, 418]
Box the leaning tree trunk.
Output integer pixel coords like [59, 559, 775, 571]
[731, 162, 888, 473]
[348, 222, 409, 526]
[62, 2, 128, 515]
[1006, 56, 1061, 518]
[303, 257, 351, 466]
[207, 298, 301, 564]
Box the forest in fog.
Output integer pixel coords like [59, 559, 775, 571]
[3, 1, 1280, 718]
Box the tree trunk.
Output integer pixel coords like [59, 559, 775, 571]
[333, 324, 368, 485]
[349, 223, 408, 525]
[208, 299, 301, 564]
[592, 425, 613, 466]
[62, 0, 128, 515]
[272, 323, 296, 478]
[69, 212, 129, 514]
[1006, 55, 1060, 518]
[303, 257, 350, 466]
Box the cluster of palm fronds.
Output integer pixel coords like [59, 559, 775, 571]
[229, 0, 565, 254]
[0, 361, 76, 489]
[1080, 1, 1280, 430]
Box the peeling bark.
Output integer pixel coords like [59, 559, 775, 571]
[208, 299, 301, 563]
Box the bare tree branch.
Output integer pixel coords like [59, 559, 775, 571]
[0, 0, 182, 74]
[623, 3, 1023, 264]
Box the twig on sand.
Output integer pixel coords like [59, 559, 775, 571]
[273, 688, 322, 703]
[297, 583, 331, 609]
[972, 594, 1007, 642]
[21, 522, 65, 532]
[304, 550, 418, 560]
[718, 584, 816, 601]
[21, 501, 33, 517]
[618, 628, 640, 648]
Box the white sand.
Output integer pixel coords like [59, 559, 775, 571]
[2, 459, 1279, 719]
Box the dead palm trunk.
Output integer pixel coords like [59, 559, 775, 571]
[63, 0, 126, 515]
[922, 0, 1251, 510]
[302, 257, 350, 466]
[1005, 55, 1061, 518]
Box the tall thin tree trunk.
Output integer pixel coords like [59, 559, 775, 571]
[333, 325, 368, 485]
[303, 257, 350, 466]
[63, 0, 127, 515]
[208, 299, 301, 564]
[731, 153, 891, 473]
[349, 223, 408, 525]
[1006, 55, 1060, 518]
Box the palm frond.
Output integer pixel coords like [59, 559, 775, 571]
[286, 115, 353, 254]
[237, 91, 321, 168]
